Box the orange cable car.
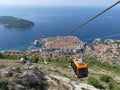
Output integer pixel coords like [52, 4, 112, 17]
[71, 58, 88, 78]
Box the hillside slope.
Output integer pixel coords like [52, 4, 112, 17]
[0, 59, 119, 90]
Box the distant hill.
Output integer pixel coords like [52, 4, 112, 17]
[0, 16, 34, 30]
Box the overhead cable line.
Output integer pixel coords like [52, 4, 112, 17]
[67, 0, 120, 35]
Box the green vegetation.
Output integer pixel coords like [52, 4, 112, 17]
[108, 82, 120, 90]
[0, 53, 120, 90]
[0, 16, 34, 30]
[0, 53, 21, 60]
[87, 76, 104, 89]
[113, 41, 120, 45]
[15, 66, 21, 73]
[0, 53, 4, 59]
[87, 75, 120, 90]
[86, 58, 120, 90]
[100, 74, 113, 83]
[85, 58, 120, 75]
[30, 56, 39, 63]
[21, 54, 28, 60]
[117, 46, 120, 52]
[100, 75, 120, 90]
[48, 58, 71, 69]
[0, 53, 40, 63]
[0, 78, 9, 90]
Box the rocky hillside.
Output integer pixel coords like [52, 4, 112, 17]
[0, 58, 120, 90]
[0, 59, 100, 90]
[0, 59, 46, 90]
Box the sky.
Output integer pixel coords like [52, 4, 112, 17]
[0, 0, 119, 7]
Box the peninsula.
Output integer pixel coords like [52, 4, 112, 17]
[0, 16, 34, 30]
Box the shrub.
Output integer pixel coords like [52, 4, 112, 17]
[87, 77, 103, 89]
[0, 78, 9, 90]
[0, 53, 4, 59]
[15, 66, 21, 73]
[5, 54, 12, 60]
[108, 82, 120, 90]
[100, 74, 113, 83]
[30, 56, 39, 63]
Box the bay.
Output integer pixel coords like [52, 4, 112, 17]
[0, 6, 120, 50]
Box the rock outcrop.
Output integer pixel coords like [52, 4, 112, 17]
[0, 60, 46, 90]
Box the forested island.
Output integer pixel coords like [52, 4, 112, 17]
[0, 16, 34, 30]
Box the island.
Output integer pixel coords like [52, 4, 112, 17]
[0, 16, 34, 30]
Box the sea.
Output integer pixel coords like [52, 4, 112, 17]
[0, 6, 120, 51]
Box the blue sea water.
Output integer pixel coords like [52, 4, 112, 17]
[0, 6, 120, 51]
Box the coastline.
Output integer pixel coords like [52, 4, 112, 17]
[0, 36, 120, 51]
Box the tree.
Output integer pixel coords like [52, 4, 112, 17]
[0, 53, 4, 59]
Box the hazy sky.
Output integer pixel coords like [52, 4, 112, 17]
[0, 0, 119, 7]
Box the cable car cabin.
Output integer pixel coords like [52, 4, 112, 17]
[71, 58, 88, 78]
